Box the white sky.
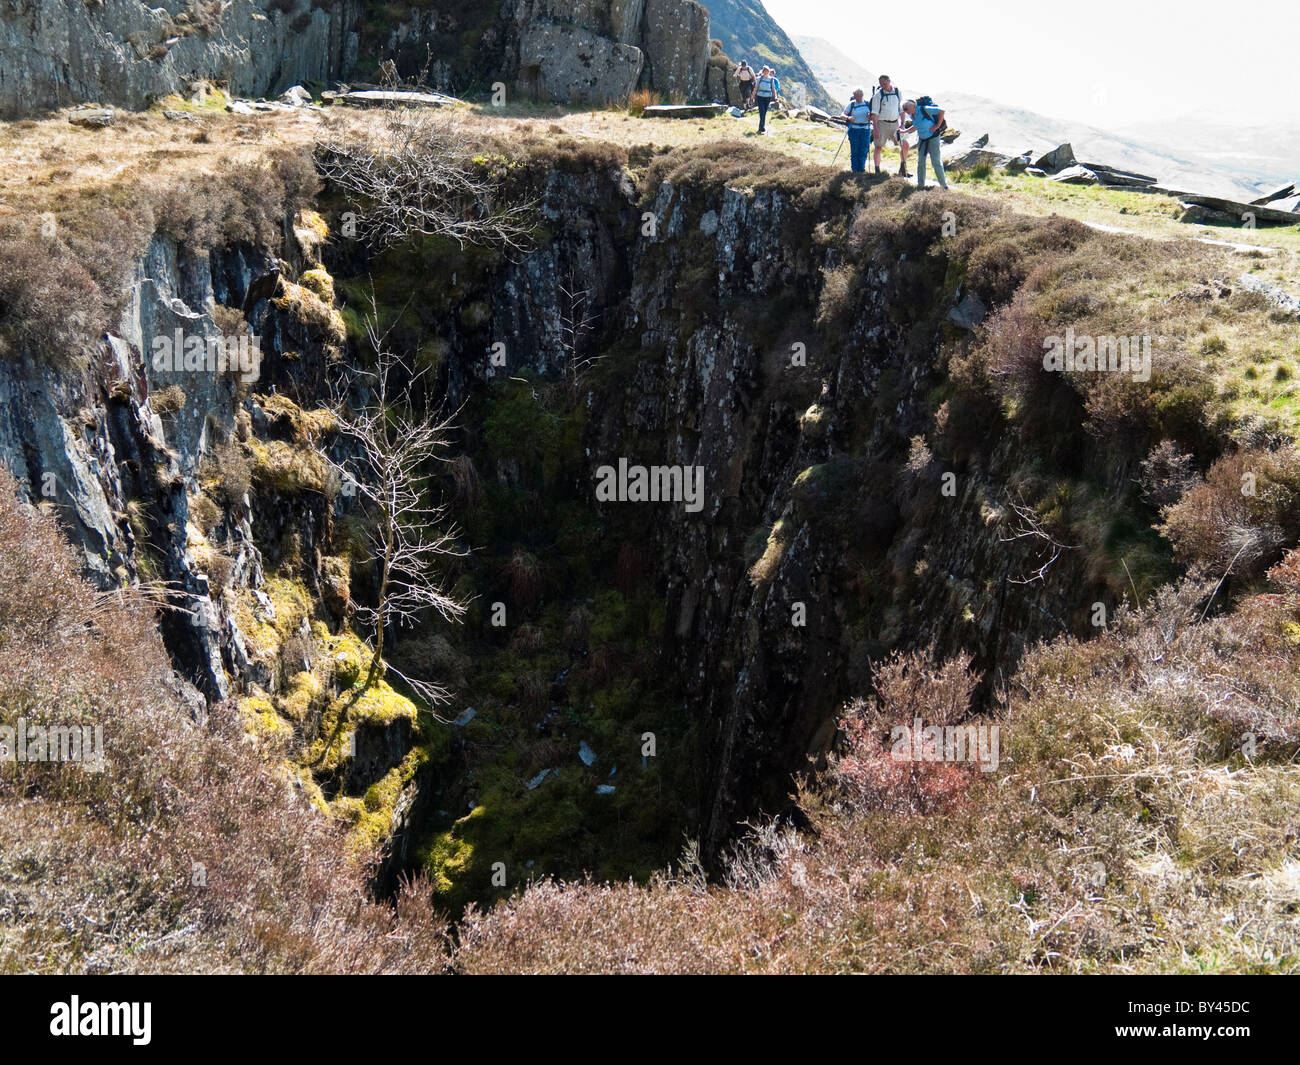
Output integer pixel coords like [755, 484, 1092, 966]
[761, 0, 1294, 128]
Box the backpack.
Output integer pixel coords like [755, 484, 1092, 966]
[915, 95, 947, 138]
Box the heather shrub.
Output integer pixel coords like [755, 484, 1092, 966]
[0, 218, 105, 368]
[1158, 446, 1300, 578]
[0, 469, 450, 973]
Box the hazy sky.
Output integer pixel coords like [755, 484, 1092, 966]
[761, 0, 1292, 128]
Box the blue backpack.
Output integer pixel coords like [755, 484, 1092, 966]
[915, 95, 947, 139]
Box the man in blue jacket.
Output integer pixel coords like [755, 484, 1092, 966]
[842, 88, 874, 173]
[901, 97, 948, 189]
[754, 67, 780, 134]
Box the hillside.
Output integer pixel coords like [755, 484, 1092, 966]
[703, 0, 835, 109]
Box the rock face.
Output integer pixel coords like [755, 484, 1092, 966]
[0, 0, 711, 117]
[517, 19, 645, 105]
[0, 0, 360, 118]
[638, 0, 710, 98]
[509, 0, 709, 104]
[426, 163, 1124, 859]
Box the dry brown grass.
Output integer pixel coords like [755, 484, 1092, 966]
[0, 469, 451, 973]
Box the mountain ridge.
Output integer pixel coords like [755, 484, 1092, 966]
[704, 0, 835, 109]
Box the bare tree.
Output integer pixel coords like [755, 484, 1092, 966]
[999, 491, 1078, 585]
[316, 103, 535, 253]
[324, 308, 467, 710]
[557, 272, 602, 391]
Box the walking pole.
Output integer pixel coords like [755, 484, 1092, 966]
[832, 123, 849, 165]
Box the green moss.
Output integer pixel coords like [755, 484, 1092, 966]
[249, 438, 327, 495]
[749, 516, 793, 587]
[277, 670, 322, 722]
[298, 267, 336, 304]
[238, 693, 292, 747]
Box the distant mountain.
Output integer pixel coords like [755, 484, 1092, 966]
[1126, 116, 1299, 192]
[792, 34, 1284, 201]
[790, 34, 873, 105]
[705, 0, 835, 110]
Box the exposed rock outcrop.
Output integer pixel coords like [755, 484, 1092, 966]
[0, 0, 360, 118]
[0, 0, 712, 117]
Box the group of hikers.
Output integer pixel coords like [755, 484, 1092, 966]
[734, 62, 948, 190]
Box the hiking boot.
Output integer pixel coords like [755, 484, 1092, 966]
[874, 165, 881, 175]
[898, 166, 912, 178]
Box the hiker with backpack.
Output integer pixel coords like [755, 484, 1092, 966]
[902, 96, 948, 189]
[735, 61, 756, 108]
[870, 75, 909, 177]
[841, 88, 874, 173]
[754, 67, 781, 134]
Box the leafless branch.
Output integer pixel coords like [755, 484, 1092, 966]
[316, 105, 536, 254]
[557, 273, 602, 390]
[999, 491, 1079, 585]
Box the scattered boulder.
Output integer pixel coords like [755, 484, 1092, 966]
[578, 740, 596, 766]
[226, 100, 254, 115]
[796, 105, 840, 127]
[1050, 165, 1099, 185]
[1033, 142, 1076, 173]
[970, 132, 989, 149]
[68, 106, 114, 128]
[948, 290, 987, 330]
[1025, 166, 1047, 177]
[1237, 272, 1300, 316]
[1178, 193, 1300, 227]
[1082, 162, 1157, 187]
[525, 768, 555, 790]
[947, 147, 1011, 171]
[643, 103, 726, 119]
[1004, 150, 1035, 173]
[337, 89, 458, 108]
[278, 85, 311, 107]
[1250, 182, 1297, 207]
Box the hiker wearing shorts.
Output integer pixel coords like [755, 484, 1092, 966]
[842, 89, 874, 173]
[902, 98, 948, 189]
[870, 75, 909, 177]
[735, 61, 756, 107]
[754, 67, 780, 134]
